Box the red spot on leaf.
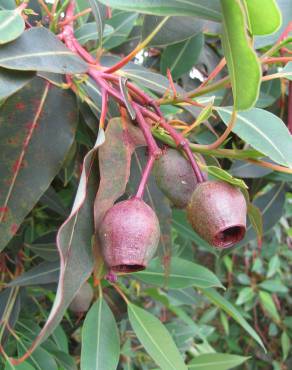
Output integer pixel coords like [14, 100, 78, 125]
[15, 102, 26, 111]
[0, 206, 9, 213]
[10, 224, 19, 235]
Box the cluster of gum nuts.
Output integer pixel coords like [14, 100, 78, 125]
[98, 148, 247, 274]
[70, 148, 247, 313]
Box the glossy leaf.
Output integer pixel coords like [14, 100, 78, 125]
[14, 130, 105, 357]
[98, 0, 222, 22]
[230, 160, 272, 178]
[143, 16, 203, 47]
[202, 288, 265, 351]
[81, 298, 120, 370]
[4, 361, 35, 370]
[8, 261, 59, 287]
[134, 257, 224, 289]
[217, 107, 292, 168]
[245, 0, 281, 35]
[88, 0, 107, 48]
[247, 203, 263, 245]
[0, 9, 25, 44]
[188, 353, 249, 369]
[0, 27, 87, 73]
[160, 33, 204, 79]
[0, 78, 77, 251]
[128, 303, 187, 370]
[281, 331, 290, 360]
[207, 166, 248, 190]
[103, 11, 138, 50]
[221, 0, 261, 110]
[75, 23, 113, 44]
[282, 62, 292, 81]
[259, 290, 281, 323]
[0, 68, 35, 100]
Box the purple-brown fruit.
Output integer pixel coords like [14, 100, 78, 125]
[69, 282, 93, 313]
[99, 198, 160, 273]
[187, 180, 247, 248]
[154, 148, 206, 209]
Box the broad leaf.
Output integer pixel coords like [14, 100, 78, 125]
[128, 303, 187, 370]
[10, 130, 105, 359]
[134, 257, 224, 289]
[188, 353, 249, 369]
[8, 261, 59, 287]
[160, 33, 204, 79]
[221, 0, 261, 110]
[0, 68, 35, 100]
[245, 0, 281, 35]
[0, 9, 25, 44]
[202, 288, 265, 351]
[98, 0, 222, 22]
[81, 298, 120, 370]
[75, 23, 113, 44]
[0, 27, 87, 73]
[0, 78, 77, 251]
[217, 107, 292, 168]
[143, 16, 203, 47]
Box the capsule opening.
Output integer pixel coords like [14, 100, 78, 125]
[213, 225, 246, 248]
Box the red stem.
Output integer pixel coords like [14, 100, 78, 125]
[288, 81, 292, 134]
[135, 156, 155, 199]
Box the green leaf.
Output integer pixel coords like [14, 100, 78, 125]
[127, 303, 187, 370]
[221, 0, 261, 110]
[0, 68, 35, 100]
[259, 279, 288, 294]
[267, 255, 281, 278]
[0, 78, 77, 250]
[143, 15, 203, 47]
[88, 0, 107, 48]
[98, 0, 222, 22]
[4, 361, 35, 370]
[134, 257, 224, 289]
[247, 202, 263, 245]
[235, 287, 255, 305]
[0, 9, 25, 44]
[81, 298, 120, 370]
[13, 129, 105, 355]
[217, 107, 292, 168]
[259, 290, 281, 323]
[244, 0, 282, 35]
[202, 288, 266, 351]
[160, 33, 203, 79]
[0, 27, 87, 73]
[206, 166, 248, 190]
[75, 23, 113, 44]
[103, 11, 138, 50]
[8, 261, 59, 286]
[281, 331, 290, 360]
[282, 62, 292, 81]
[188, 353, 249, 369]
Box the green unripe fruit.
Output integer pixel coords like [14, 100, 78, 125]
[154, 148, 205, 208]
[69, 282, 93, 313]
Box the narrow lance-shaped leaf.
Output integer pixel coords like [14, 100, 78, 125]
[221, 0, 261, 110]
[94, 118, 145, 228]
[244, 0, 282, 35]
[128, 303, 187, 370]
[9, 130, 105, 360]
[98, 0, 222, 22]
[134, 257, 224, 289]
[0, 78, 78, 251]
[0, 27, 87, 74]
[217, 107, 292, 168]
[81, 298, 120, 370]
[202, 288, 266, 351]
[188, 353, 250, 370]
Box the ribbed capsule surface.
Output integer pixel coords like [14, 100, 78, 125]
[99, 198, 160, 273]
[187, 180, 247, 248]
[154, 148, 206, 209]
